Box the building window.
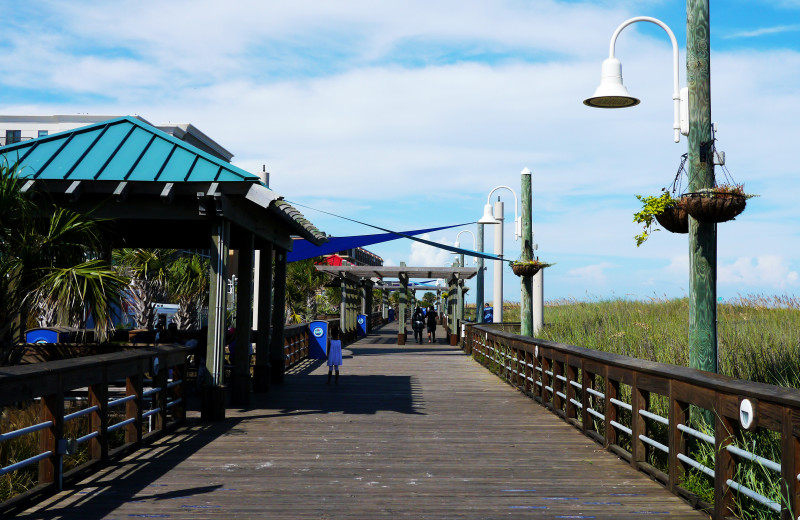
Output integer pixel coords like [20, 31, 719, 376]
[5, 130, 21, 144]
[38, 130, 48, 138]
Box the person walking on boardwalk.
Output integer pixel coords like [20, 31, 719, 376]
[426, 306, 437, 343]
[327, 329, 343, 384]
[412, 306, 425, 344]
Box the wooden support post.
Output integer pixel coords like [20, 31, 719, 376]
[38, 385, 63, 488]
[125, 368, 143, 446]
[687, 0, 718, 379]
[89, 372, 109, 462]
[382, 289, 388, 321]
[398, 266, 407, 344]
[232, 233, 254, 406]
[566, 359, 577, 421]
[714, 398, 737, 518]
[541, 355, 551, 408]
[520, 168, 533, 336]
[202, 218, 229, 421]
[605, 370, 619, 448]
[782, 408, 800, 520]
[631, 375, 649, 469]
[668, 382, 688, 494]
[155, 353, 168, 433]
[254, 245, 273, 392]
[171, 356, 186, 424]
[553, 359, 564, 414]
[581, 366, 592, 434]
[270, 248, 288, 383]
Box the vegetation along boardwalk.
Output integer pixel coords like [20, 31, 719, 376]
[17, 325, 704, 519]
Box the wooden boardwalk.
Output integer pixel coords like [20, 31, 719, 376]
[17, 325, 704, 519]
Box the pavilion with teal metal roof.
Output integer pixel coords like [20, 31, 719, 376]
[0, 115, 326, 414]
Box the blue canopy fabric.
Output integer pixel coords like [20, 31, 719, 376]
[288, 223, 504, 263]
[285, 199, 508, 263]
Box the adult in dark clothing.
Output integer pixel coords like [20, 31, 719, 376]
[426, 306, 437, 343]
[411, 307, 425, 344]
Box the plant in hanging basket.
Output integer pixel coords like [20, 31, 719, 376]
[681, 184, 756, 224]
[633, 192, 686, 246]
[510, 259, 553, 277]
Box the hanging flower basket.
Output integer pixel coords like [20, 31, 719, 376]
[654, 201, 689, 234]
[682, 188, 749, 224]
[510, 260, 553, 277]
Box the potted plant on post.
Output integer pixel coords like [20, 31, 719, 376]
[633, 191, 687, 246]
[510, 258, 554, 277]
[681, 183, 754, 224]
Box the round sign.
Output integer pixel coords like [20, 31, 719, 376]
[358, 317, 365, 324]
[312, 327, 324, 338]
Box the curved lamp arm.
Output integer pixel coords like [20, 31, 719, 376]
[487, 185, 520, 240]
[455, 229, 476, 249]
[609, 16, 683, 143]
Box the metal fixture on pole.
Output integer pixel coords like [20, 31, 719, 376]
[584, 12, 718, 376]
[479, 186, 519, 323]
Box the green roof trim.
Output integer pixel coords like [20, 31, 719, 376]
[0, 116, 260, 183]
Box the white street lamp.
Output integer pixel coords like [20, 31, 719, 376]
[452, 229, 477, 266]
[584, 16, 689, 143]
[483, 186, 519, 323]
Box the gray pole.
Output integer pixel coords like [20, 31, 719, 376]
[270, 249, 288, 383]
[476, 223, 485, 323]
[520, 169, 533, 336]
[231, 236, 254, 406]
[493, 199, 504, 323]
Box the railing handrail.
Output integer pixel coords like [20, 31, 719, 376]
[0, 345, 190, 408]
[469, 323, 800, 408]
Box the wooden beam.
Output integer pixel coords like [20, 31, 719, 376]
[113, 181, 129, 201]
[65, 180, 82, 202]
[160, 182, 174, 204]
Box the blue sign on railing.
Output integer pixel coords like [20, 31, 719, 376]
[357, 314, 368, 337]
[308, 321, 328, 359]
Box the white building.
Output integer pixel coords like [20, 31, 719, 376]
[0, 114, 233, 162]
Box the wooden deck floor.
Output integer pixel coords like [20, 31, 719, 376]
[18, 324, 705, 519]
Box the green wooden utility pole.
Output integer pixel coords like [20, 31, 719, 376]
[687, 0, 717, 374]
[520, 169, 533, 337]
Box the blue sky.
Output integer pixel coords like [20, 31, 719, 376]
[2, 0, 799, 304]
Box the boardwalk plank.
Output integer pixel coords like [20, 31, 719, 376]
[17, 325, 705, 519]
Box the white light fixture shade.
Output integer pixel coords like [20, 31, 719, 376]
[478, 203, 499, 224]
[450, 240, 461, 255]
[584, 58, 640, 108]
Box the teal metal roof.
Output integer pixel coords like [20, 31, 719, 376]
[0, 116, 260, 183]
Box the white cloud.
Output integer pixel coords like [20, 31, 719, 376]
[719, 256, 799, 289]
[408, 234, 453, 267]
[566, 262, 615, 285]
[723, 25, 800, 39]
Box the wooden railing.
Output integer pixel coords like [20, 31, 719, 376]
[464, 323, 800, 519]
[283, 324, 310, 368]
[0, 345, 188, 514]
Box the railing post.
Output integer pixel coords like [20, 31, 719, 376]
[782, 408, 800, 520]
[524, 349, 532, 395]
[566, 358, 577, 421]
[553, 358, 564, 413]
[171, 354, 186, 425]
[714, 395, 737, 519]
[631, 374, 648, 469]
[668, 381, 688, 494]
[126, 365, 143, 446]
[581, 365, 592, 435]
[541, 354, 551, 408]
[38, 384, 63, 488]
[155, 353, 168, 433]
[89, 370, 108, 462]
[604, 369, 618, 448]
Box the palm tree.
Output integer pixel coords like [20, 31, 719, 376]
[0, 162, 127, 356]
[114, 248, 177, 330]
[286, 258, 328, 323]
[168, 253, 210, 329]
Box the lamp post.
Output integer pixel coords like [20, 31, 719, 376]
[479, 186, 520, 323]
[585, 12, 718, 376]
[453, 230, 477, 267]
